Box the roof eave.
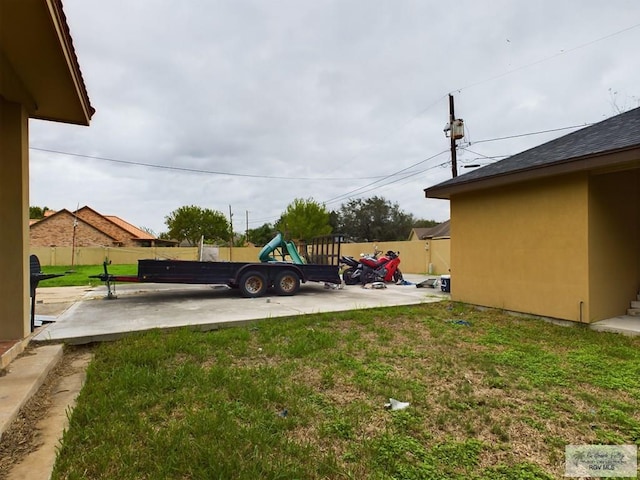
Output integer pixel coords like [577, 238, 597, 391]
[425, 146, 640, 199]
[0, 0, 94, 125]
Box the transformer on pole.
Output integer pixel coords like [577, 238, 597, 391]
[443, 94, 464, 177]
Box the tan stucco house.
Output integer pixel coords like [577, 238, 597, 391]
[425, 107, 640, 324]
[1, 0, 93, 341]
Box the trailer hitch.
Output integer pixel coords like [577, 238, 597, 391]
[88, 260, 117, 299]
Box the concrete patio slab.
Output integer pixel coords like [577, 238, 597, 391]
[589, 315, 640, 336]
[32, 275, 448, 345]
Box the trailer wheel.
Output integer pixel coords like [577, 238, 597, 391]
[239, 271, 268, 298]
[273, 270, 300, 296]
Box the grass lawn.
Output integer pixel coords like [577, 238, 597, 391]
[53, 302, 640, 479]
[37, 264, 137, 287]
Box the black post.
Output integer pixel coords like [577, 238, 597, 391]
[449, 94, 458, 178]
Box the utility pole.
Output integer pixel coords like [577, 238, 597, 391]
[245, 210, 249, 246]
[449, 94, 458, 178]
[228, 205, 233, 261]
[70, 204, 79, 270]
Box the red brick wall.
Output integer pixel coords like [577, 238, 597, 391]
[76, 208, 138, 247]
[30, 212, 119, 247]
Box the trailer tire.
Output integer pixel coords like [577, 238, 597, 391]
[273, 270, 301, 296]
[239, 271, 268, 298]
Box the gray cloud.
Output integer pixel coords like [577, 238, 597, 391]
[29, 0, 640, 233]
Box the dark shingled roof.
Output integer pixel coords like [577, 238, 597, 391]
[425, 106, 640, 198]
[423, 219, 450, 238]
[410, 220, 450, 240]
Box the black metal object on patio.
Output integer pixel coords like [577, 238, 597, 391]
[29, 254, 64, 332]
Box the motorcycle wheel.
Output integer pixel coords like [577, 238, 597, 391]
[362, 270, 377, 285]
[393, 269, 404, 284]
[342, 268, 359, 285]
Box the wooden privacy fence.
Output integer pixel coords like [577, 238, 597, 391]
[30, 238, 451, 275]
[30, 246, 199, 266]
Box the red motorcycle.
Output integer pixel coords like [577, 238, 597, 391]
[359, 250, 403, 284]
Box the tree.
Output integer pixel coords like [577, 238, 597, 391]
[165, 205, 229, 245]
[247, 223, 277, 246]
[413, 219, 439, 228]
[29, 206, 50, 219]
[332, 196, 415, 242]
[139, 226, 157, 237]
[276, 198, 332, 240]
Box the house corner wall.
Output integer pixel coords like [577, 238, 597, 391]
[0, 98, 31, 339]
[451, 174, 590, 322]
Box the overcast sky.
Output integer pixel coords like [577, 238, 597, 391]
[29, 1, 640, 235]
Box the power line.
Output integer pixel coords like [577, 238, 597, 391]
[353, 22, 640, 162]
[243, 120, 579, 225]
[324, 152, 451, 206]
[324, 121, 594, 209]
[247, 152, 451, 226]
[322, 150, 450, 206]
[29, 147, 384, 182]
[451, 22, 640, 94]
[459, 146, 503, 161]
[469, 123, 592, 145]
[358, 158, 452, 198]
[323, 121, 591, 205]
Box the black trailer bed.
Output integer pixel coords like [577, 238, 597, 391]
[93, 259, 341, 298]
[92, 233, 344, 298]
[136, 259, 340, 286]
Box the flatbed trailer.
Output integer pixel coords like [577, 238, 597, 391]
[91, 233, 344, 299]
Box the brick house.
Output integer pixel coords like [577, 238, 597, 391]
[30, 206, 170, 247]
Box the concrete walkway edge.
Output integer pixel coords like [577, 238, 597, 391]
[0, 344, 63, 441]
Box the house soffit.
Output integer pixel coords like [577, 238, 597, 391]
[0, 0, 94, 125]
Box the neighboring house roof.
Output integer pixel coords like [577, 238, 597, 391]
[425, 106, 640, 199]
[31, 209, 119, 242]
[423, 220, 450, 238]
[410, 220, 451, 240]
[30, 206, 162, 246]
[410, 228, 430, 240]
[105, 215, 156, 241]
[75, 206, 149, 244]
